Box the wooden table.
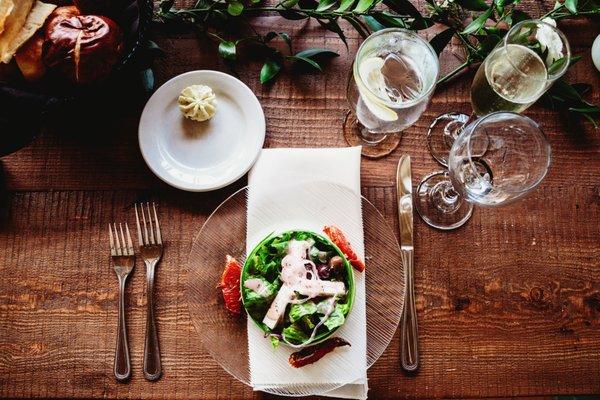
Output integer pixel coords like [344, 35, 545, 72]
[0, 1, 599, 398]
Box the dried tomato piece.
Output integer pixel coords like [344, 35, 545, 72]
[217, 255, 242, 316]
[289, 337, 351, 368]
[323, 225, 365, 272]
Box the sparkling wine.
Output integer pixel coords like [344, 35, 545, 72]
[470, 44, 547, 116]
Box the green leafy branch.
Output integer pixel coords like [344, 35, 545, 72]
[156, 0, 600, 124]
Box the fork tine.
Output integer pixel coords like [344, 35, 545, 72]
[146, 202, 155, 245]
[125, 223, 134, 256]
[140, 203, 149, 245]
[109, 224, 116, 256]
[113, 223, 122, 256]
[134, 204, 143, 247]
[119, 224, 127, 256]
[153, 203, 162, 245]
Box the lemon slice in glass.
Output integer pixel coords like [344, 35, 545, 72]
[356, 57, 398, 122]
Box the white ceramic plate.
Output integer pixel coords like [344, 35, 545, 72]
[139, 70, 265, 191]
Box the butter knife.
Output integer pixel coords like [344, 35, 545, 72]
[397, 154, 419, 372]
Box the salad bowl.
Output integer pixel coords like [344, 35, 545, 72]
[241, 230, 355, 348]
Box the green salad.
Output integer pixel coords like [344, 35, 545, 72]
[241, 230, 355, 348]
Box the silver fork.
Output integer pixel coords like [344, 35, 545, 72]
[135, 203, 163, 381]
[109, 223, 135, 382]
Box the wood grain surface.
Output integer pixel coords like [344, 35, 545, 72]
[0, 0, 599, 398]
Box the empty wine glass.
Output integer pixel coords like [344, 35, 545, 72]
[416, 111, 551, 230]
[344, 28, 439, 158]
[427, 19, 570, 166]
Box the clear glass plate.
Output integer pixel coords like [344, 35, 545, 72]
[187, 182, 404, 396]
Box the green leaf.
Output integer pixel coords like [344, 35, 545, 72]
[456, 0, 488, 11]
[143, 40, 165, 56]
[571, 82, 591, 96]
[227, 1, 244, 15]
[569, 55, 582, 66]
[429, 28, 455, 56]
[344, 16, 370, 38]
[382, 0, 429, 29]
[281, 0, 299, 7]
[301, 315, 316, 330]
[581, 113, 598, 128]
[363, 15, 387, 31]
[565, 0, 577, 13]
[462, 7, 492, 34]
[494, 0, 505, 13]
[547, 56, 568, 75]
[383, 0, 420, 18]
[316, 19, 348, 47]
[477, 33, 501, 56]
[270, 335, 280, 349]
[265, 32, 292, 53]
[282, 323, 309, 344]
[336, 0, 356, 11]
[549, 79, 582, 101]
[299, 0, 320, 8]
[294, 48, 340, 59]
[160, 0, 175, 13]
[508, 9, 531, 25]
[323, 303, 350, 330]
[316, 0, 338, 11]
[218, 41, 236, 60]
[569, 106, 600, 113]
[353, 0, 375, 12]
[371, 12, 407, 28]
[278, 9, 309, 19]
[139, 68, 155, 93]
[260, 59, 282, 83]
[249, 253, 279, 280]
[289, 55, 322, 70]
[242, 277, 279, 317]
[289, 301, 318, 322]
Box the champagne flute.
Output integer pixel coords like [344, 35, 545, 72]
[344, 28, 439, 158]
[416, 111, 551, 230]
[427, 19, 570, 166]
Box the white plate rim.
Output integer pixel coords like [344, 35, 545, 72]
[138, 70, 266, 192]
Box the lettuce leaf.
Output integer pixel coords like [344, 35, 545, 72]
[242, 277, 280, 321]
[249, 253, 279, 281]
[289, 301, 318, 322]
[270, 335, 280, 349]
[282, 323, 309, 344]
[324, 303, 349, 331]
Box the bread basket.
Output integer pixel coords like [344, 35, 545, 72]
[0, 0, 153, 156]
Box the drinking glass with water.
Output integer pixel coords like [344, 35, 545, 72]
[343, 28, 439, 158]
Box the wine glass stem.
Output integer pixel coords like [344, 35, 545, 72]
[444, 112, 476, 147]
[358, 124, 389, 145]
[430, 178, 463, 213]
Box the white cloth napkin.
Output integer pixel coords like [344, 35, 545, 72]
[246, 147, 368, 399]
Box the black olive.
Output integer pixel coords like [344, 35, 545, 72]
[316, 264, 331, 279]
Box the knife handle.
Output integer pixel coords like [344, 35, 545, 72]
[400, 248, 419, 372]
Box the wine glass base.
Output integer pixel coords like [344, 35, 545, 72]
[343, 111, 401, 159]
[426, 113, 470, 167]
[415, 171, 473, 230]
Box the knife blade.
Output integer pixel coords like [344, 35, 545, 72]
[396, 155, 419, 372]
[397, 155, 413, 250]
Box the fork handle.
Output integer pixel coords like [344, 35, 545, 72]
[143, 261, 162, 381]
[400, 249, 419, 372]
[114, 275, 131, 382]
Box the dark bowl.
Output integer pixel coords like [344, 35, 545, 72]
[0, 0, 153, 156]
